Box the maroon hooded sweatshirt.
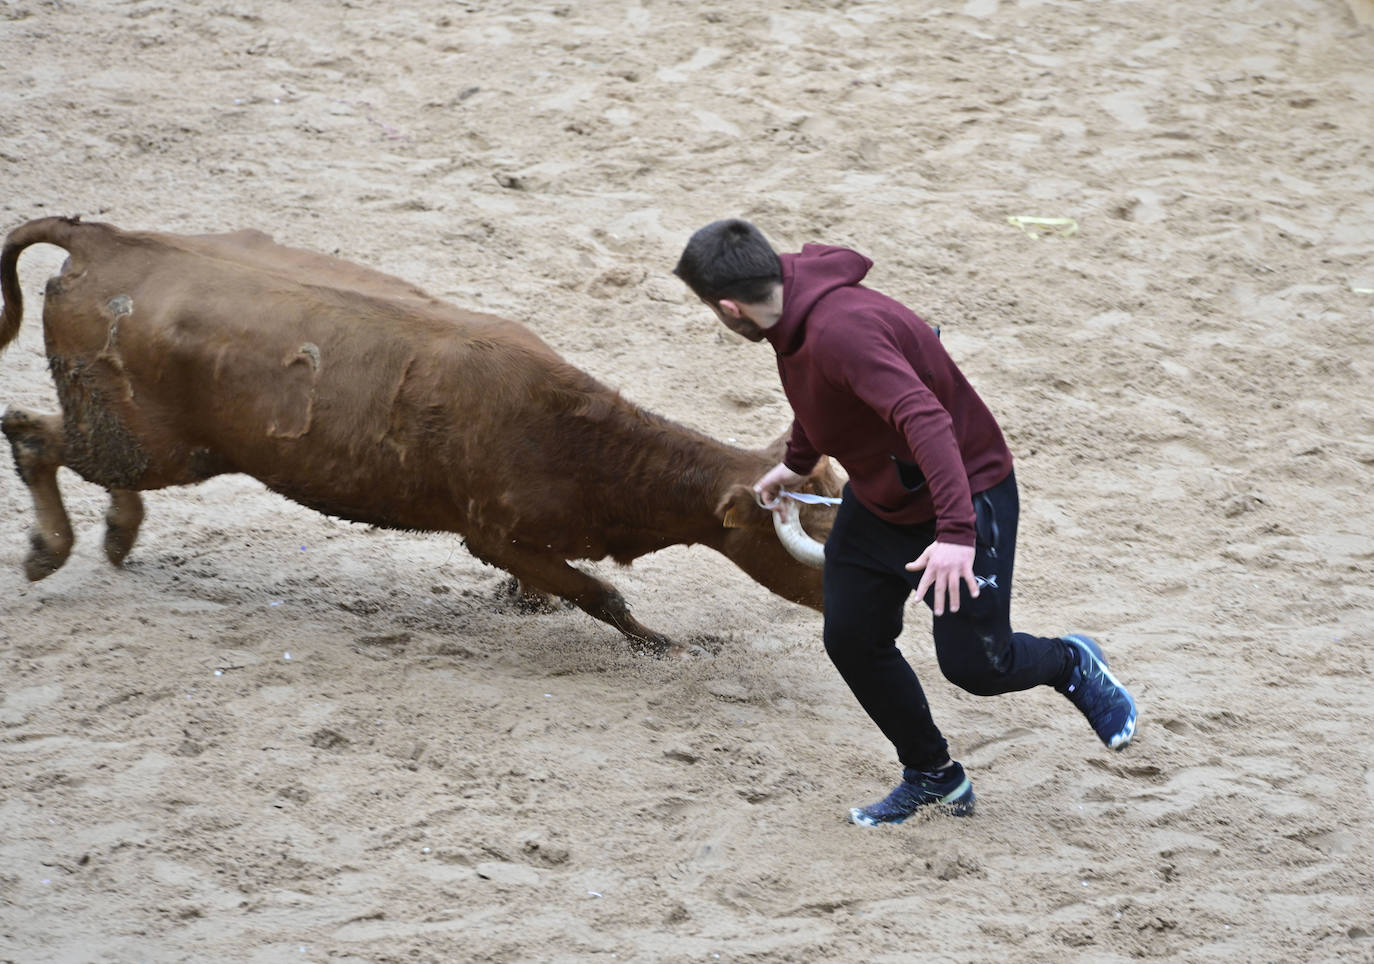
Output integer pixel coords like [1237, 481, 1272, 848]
[769, 244, 1014, 547]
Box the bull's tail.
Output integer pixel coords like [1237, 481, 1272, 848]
[1, 216, 84, 355]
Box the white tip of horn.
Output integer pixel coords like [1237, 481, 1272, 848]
[772, 499, 826, 569]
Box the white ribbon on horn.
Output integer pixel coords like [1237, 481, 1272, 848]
[778, 489, 842, 506]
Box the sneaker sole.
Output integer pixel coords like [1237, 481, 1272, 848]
[1063, 633, 1138, 750]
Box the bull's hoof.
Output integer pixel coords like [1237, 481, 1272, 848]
[24, 542, 69, 581]
[629, 631, 702, 659]
[665, 632, 725, 660]
[665, 640, 713, 660]
[104, 527, 137, 567]
[104, 492, 144, 567]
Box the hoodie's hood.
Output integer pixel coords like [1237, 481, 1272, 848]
[766, 244, 873, 355]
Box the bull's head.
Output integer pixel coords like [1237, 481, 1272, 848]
[712, 453, 843, 611]
[717, 485, 833, 569]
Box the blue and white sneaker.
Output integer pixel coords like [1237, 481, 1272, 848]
[1057, 633, 1137, 750]
[848, 762, 976, 826]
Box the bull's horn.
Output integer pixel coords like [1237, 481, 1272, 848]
[772, 499, 825, 569]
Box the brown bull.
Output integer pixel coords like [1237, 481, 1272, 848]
[0, 217, 838, 654]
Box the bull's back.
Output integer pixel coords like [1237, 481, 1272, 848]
[172, 228, 440, 305]
[37, 222, 571, 533]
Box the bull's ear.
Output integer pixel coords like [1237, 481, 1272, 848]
[716, 485, 757, 529]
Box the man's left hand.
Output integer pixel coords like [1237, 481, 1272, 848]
[905, 541, 978, 616]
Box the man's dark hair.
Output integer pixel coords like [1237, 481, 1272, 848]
[673, 219, 782, 305]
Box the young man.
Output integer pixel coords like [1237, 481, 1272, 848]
[674, 219, 1137, 826]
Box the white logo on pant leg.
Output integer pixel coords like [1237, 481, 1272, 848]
[975, 574, 998, 591]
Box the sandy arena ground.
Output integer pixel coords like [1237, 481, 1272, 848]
[2, 0, 1373, 960]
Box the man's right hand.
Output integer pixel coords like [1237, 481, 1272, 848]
[753, 462, 807, 509]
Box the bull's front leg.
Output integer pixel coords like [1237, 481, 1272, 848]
[464, 535, 681, 656]
[2, 408, 75, 580]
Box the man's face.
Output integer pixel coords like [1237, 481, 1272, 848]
[707, 300, 766, 342]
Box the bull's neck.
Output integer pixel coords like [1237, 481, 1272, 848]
[601, 402, 763, 554]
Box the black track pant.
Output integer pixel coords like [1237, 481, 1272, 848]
[821, 470, 1072, 771]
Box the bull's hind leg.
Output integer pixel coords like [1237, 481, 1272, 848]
[104, 488, 144, 567]
[2, 408, 75, 580]
[465, 535, 679, 656]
